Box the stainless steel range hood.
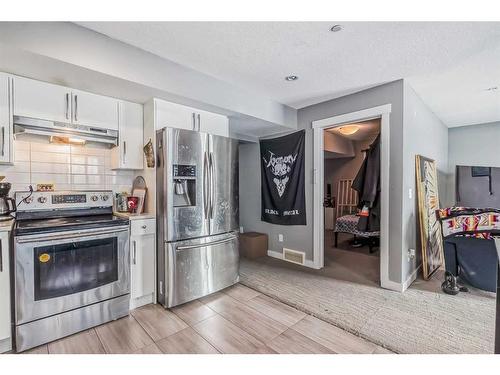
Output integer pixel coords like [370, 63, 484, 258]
[13, 116, 118, 147]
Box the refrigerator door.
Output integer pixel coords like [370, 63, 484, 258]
[163, 232, 239, 307]
[157, 128, 210, 242]
[208, 134, 239, 236]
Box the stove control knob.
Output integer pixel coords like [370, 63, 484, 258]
[24, 196, 33, 204]
[101, 195, 109, 201]
[38, 197, 47, 204]
[90, 195, 99, 202]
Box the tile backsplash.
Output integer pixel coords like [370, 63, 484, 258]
[0, 139, 135, 196]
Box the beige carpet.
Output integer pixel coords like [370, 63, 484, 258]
[239, 256, 496, 354]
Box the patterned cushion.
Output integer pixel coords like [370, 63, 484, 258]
[437, 207, 500, 239]
[334, 214, 380, 237]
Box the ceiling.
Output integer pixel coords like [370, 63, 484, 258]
[78, 22, 500, 127]
[326, 119, 380, 141]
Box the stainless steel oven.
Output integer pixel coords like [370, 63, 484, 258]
[15, 226, 129, 325]
[13, 190, 130, 352]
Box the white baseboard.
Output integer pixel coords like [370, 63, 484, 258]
[402, 264, 421, 292]
[0, 337, 12, 353]
[130, 293, 154, 310]
[267, 250, 283, 259]
[381, 264, 421, 293]
[266, 250, 319, 269]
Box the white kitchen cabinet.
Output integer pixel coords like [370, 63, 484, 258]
[0, 230, 12, 353]
[197, 109, 229, 137]
[13, 76, 71, 124]
[111, 101, 144, 170]
[154, 99, 229, 136]
[155, 99, 197, 131]
[130, 218, 156, 309]
[71, 89, 119, 130]
[0, 74, 12, 164]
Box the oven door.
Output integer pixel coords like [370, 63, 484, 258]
[14, 225, 130, 325]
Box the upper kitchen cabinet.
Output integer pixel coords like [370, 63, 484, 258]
[71, 89, 119, 130]
[111, 101, 144, 170]
[13, 76, 71, 124]
[154, 99, 229, 137]
[12, 76, 120, 130]
[0, 74, 12, 164]
[197, 109, 229, 137]
[155, 99, 198, 131]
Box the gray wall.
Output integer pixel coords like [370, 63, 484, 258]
[239, 80, 405, 284]
[402, 83, 449, 280]
[446, 121, 500, 206]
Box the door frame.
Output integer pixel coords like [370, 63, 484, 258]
[312, 104, 392, 289]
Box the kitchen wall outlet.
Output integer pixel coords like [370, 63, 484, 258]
[408, 188, 413, 200]
[278, 234, 284, 242]
[239, 226, 244, 233]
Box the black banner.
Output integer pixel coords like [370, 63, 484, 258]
[260, 130, 306, 225]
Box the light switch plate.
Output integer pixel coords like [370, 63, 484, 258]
[408, 188, 413, 200]
[278, 234, 284, 242]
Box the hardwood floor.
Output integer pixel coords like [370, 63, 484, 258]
[22, 283, 394, 354]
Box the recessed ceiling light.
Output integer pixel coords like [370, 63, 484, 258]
[338, 125, 359, 135]
[330, 24, 343, 33]
[285, 75, 298, 81]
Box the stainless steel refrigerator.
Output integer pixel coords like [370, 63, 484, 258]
[156, 127, 239, 308]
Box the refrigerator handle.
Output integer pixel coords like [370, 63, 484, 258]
[203, 151, 209, 218]
[209, 152, 215, 219]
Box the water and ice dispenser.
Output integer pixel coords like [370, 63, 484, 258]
[172, 164, 196, 207]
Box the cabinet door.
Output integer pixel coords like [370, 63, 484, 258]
[130, 233, 155, 300]
[72, 89, 119, 130]
[13, 76, 70, 123]
[111, 101, 144, 170]
[155, 99, 197, 131]
[0, 74, 12, 164]
[0, 231, 11, 346]
[198, 110, 229, 137]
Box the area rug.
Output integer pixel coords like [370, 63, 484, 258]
[239, 257, 496, 354]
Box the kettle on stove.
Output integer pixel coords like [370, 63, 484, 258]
[0, 182, 16, 220]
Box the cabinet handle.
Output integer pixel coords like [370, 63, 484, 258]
[192, 112, 196, 131]
[0, 238, 3, 272]
[132, 240, 137, 265]
[197, 113, 201, 132]
[1, 126, 4, 157]
[65, 93, 69, 120]
[74, 94, 78, 121]
[123, 141, 126, 163]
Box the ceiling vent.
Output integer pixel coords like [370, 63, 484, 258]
[283, 248, 305, 265]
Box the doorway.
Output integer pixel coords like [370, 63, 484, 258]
[312, 104, 394, 290]
[323, 119, 381, 285]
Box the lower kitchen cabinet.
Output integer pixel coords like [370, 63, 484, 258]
[0, 229, 12, 353]
[130, 218, 156, 309]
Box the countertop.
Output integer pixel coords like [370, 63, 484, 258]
[0, 218, 14, 232]
[113, 212, 156, 221]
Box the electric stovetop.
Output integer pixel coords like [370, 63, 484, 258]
[14, 214, 130, 236]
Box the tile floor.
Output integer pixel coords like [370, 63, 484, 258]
[23, 284, 393, 354]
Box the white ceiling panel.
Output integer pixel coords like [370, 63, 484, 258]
[78, 22, 500, 126]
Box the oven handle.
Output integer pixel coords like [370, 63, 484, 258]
[15, 227, 129, 244]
